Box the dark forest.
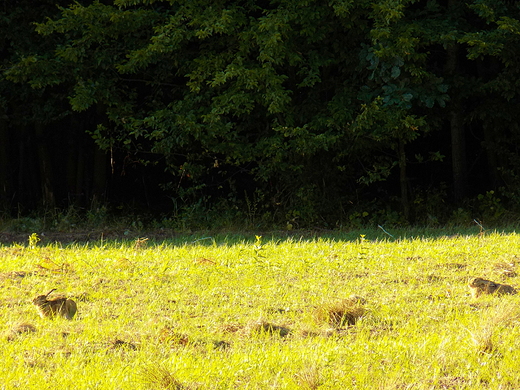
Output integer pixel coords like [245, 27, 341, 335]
[2, 0, 520, 230]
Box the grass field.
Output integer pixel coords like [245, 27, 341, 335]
[2, 228, 520, 389]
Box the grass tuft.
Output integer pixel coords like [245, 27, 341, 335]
[139, 364, 190, 390]
[5, 322, 37, 341]
[471, 325, 495, 355]
[314, 296, 366, 328]
[294, 365, 322, 389]
[470, 299, 520, 356]
[244, 320, 292, 337]
[158, 326, 191, 346]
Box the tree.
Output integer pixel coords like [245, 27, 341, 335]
[1, 0, 71, 211]
[5, 0, 520, 226]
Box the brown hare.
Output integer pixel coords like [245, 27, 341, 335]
[468, 277, 517, 298]
[32, 289, 77, 320]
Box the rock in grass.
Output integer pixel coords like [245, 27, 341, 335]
[468, 278, 517, 298]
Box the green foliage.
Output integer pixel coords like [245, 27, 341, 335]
[27, 233, 40, 249]
[4, 0, 520, 226]
[477, 190, 505, 221]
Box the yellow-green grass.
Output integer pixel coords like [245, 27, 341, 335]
[2, 231, 520, 389]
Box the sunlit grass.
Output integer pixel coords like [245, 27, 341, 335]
[1, 229, 520, 388]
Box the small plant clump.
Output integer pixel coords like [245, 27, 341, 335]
[139, 364, 191, 390]
[158, 326, 191, 346]
[471, 327, 495, 355]
[244, 320, 292, 337]
[5, 323, 37, 341]
[294, 365, 322, 390]
[109, 339, 137, 351]
[315, 296, 367, 328]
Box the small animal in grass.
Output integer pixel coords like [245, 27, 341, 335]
[32, 289, 77, 320]
[468, 277, 517, 298]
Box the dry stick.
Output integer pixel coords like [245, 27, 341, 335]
[378, 225, 394, 238]
[474, 219, 485, 235]
[191, 237, 213, 244]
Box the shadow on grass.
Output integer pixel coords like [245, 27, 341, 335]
[0, 225, 514, 246]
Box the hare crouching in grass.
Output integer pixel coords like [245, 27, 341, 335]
[32, 289, 77, 320]
[468, 277, 517, 298]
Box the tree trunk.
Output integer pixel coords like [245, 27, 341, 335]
[0, 113, 10, 207]
[92, 147, 107, 206]
[91, 104, 109, 208]
[483, 120, 500, 189]
[446, 0, 468, 201]
[17, 127, 39, 209]
[450, 98, 467, 201]
[35, 123, 56, 210]
[398, 137, 410, 221]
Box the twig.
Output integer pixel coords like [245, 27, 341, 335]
[474, 219, 485, 235]
[378, 225, 394, 238]
[191, 237, 213, 244]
